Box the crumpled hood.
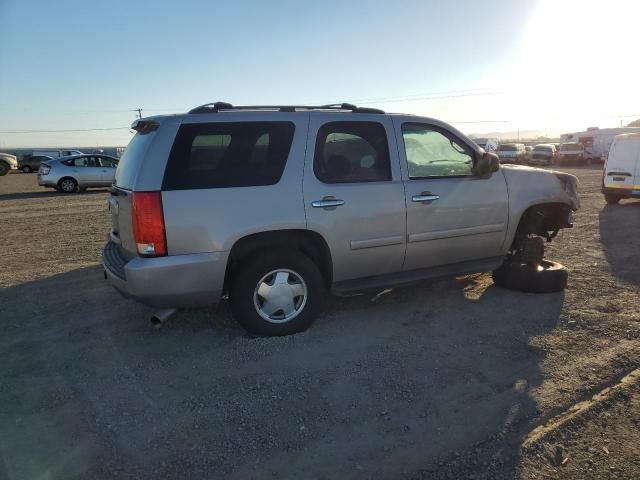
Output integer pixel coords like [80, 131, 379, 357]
[500, 164, 580, 210]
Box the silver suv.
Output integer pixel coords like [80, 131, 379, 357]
[103, 102, 579, 335]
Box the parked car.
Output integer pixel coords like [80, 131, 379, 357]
[529, 144, 556, 166]
[0, 153, 18, 176]
[19, 155, 53, 173]
[495, 143, 527, 163]
[601, 133, 640, 204]
[38, 154, 118, 192]
[32, 149, 83, 159]
[524, 145, 533, 161]
[102, 102, 579, 336]
[558, 142, 585, 165]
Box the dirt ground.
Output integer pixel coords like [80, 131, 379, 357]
[0, 168, 638, 480]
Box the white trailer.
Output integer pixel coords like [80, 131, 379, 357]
[560, 127, 640, 162]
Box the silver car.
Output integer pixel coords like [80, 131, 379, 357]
[38, 154, 119, 193]
[103, 102, 579, 336]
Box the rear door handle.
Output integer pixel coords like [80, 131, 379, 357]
[412, 193, 440, 203]
[312, 198, 345, 209]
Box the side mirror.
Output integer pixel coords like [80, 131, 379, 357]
[475, 152, 500, 178]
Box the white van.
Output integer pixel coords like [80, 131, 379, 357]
[602, 133, 640, 204]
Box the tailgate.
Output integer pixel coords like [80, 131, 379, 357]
[109, 125, 159, 259]
[109, 187, 137, 260]
[604, 140, 639, 191]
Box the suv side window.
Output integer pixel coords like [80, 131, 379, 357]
[402, 123, 474, 178]
[66, 157, 90, 167]
[314, 121, 391, 183]
[163, 122, 295, 190]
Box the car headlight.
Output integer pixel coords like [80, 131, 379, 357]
[40, 165, 51, 175]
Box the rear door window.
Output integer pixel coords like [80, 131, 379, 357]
[314, 122, 391, 183]
[163, 122, 295, 190]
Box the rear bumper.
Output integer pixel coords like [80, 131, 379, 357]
[602, 186, 640, 198]
[529, 157, 553, 165]
[102, 241, 228, 308]
[38, 175, 57, 187]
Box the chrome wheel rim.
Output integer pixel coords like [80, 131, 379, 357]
[253, 269, 307, 323]
[61, 180, 75, 192]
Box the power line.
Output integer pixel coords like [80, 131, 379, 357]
[0, 127, 130, 134]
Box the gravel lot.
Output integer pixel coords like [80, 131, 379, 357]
[1, 168, 638, 480]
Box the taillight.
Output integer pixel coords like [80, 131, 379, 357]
[131, 192, 166, 257]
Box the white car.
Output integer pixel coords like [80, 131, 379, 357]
[0, 153, 18, 176]
[602, 133, 640, 204]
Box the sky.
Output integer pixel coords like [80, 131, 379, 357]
[0, 0, 638, 148]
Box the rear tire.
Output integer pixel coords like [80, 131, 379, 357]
[492, 260, 568, 293]
[229, 249, 326, 336]
[604, 194, 621, 205]
[22, 165, 33, 173]
[0, 161, 9, 176]
[58, 177, 78, 193]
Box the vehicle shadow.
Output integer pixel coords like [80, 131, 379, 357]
[0, 189, 108, 201]
[0, 267, 563, 480]
[598, 200, 640, 285]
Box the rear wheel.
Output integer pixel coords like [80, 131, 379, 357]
[0, 161, 9, 176]
[604, 194, 621, 205]
[22, 165, 32, 173]
[229, 249, 326, 336]
[58, 177, 78, 193]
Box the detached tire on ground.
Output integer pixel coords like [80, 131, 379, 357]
[492, 260, 568, 293]
[229, 249, 326, 336]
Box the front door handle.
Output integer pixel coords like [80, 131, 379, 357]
[412, 192, 440, 203]
[312, 197, 345, 209]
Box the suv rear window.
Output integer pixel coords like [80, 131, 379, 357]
[314, 122, 391, 183]
[163, 122, 295, 190]
[115, 132, 156, 190]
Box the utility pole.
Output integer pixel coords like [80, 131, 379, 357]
[136, 108, 143, 119]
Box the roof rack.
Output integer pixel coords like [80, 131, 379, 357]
[187, 102, 384, 115]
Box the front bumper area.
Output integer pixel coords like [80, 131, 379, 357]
[102, 241, 228, 308]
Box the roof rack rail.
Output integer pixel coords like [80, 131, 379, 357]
[187, 102, 384, 114]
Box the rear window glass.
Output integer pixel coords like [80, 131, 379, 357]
[115, 132, 156, 190]
[498, 144, 517, 151]
[163, 122, 294, 190]
[314, 122, 391, 183]
[534, 146, 552, 152]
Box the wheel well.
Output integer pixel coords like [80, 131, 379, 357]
[57, 176, 77, 186]
[513, 203, 572, 246]
[224, 230, 333, 291]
